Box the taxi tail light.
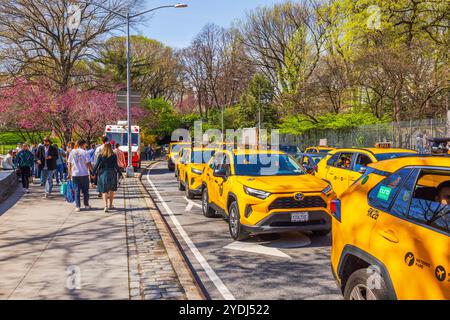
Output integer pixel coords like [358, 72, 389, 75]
[330, 199, 341, 222]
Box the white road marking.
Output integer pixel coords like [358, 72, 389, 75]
[184, 196, 202, 209]
[146, 163, 235, 300]
[224, 241, 292, 259]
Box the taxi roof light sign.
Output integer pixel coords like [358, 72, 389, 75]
[375, 142, 392, 148]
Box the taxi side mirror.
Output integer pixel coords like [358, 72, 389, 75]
[214, 168, 227, 178]
[359, 166, 367, 174]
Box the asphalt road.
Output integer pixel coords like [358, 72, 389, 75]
[142, 161, 342, 300]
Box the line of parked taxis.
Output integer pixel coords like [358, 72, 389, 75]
[166, 141, 449, 300]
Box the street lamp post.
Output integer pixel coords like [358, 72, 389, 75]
[75, 2, 187, 177]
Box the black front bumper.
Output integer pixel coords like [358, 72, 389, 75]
[241, 211, 331, 234]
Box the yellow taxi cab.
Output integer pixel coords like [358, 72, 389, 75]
[176, 147, 216, 198]
[304, 146, 335, 154]
[167, 142, 190, 171]
[330, 156, 450, 300]
[315, 147, 417, 196]
[201, 149, 335, 240]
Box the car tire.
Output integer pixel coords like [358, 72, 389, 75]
[202, 187, 215, 218]
[228, 201, 249, 241]
[185, 177, 195, 199]
[343, 268, 391, 300]
[312, 229, 331, 236]
[178, 174, 185, 191]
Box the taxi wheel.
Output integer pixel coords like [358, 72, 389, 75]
[185, 178, 195, 199]
[178, 174, 185, 191]
[228, 201, 249, 241]
[202, 188, 215, 218]
[344, 268, 390, 300]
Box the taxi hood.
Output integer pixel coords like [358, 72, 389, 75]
[235, 174, 329, 193]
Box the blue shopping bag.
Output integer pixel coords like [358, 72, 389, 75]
[65, 180, 75, 203]
[60, 181, 67, 196]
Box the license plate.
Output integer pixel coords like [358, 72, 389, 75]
[291, 212, 309, 222]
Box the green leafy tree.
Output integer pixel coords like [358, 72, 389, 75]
[238, 74, 278, 129]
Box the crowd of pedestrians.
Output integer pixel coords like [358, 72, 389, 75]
[1, 136, 127, 212]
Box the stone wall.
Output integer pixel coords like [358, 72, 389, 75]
[0, 171, 17, 203]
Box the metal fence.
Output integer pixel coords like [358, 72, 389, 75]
[280, 118, 449, 151]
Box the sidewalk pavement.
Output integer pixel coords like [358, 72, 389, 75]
[0, 171, 194, 300]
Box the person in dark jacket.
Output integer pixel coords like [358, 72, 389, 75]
[92, 143, 120, 212]
[36, 137, 59, 198]
[15, 143, 35, 193]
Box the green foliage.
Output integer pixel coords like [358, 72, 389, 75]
[238, 74, 278, 129]
[279, 111, 388, 135]
[141, 98, 201, 139]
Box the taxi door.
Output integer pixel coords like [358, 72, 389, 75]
[326, 152, 354, 196]
[347, 153, 374, 186]
[215, 153, 233, 212]
[206, 152, 224, 205]
[369, 168, 450, 299]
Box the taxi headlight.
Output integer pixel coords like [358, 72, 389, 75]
[191, 168, 203, 175]
[244, 186, 271, 199]
[321, 184, 333, 195]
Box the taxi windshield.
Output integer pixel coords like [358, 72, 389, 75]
[170, 143, 185, 153]
[234, 153, 305, 176]
[374, 153, 415, 161]
[191, 150, 215, 164]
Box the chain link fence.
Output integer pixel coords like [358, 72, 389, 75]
[280, 118, 449, 152]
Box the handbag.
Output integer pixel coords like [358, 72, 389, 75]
[60, 181, 67, 196]
[65, 180, 75, 203]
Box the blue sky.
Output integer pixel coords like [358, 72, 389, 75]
[135, 0, 287, 49]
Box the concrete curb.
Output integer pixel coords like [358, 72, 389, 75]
[139, 162, 206, 300]
[0, 171, 18, 204]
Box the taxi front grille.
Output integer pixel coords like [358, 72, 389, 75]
[268, 196, 327, 210]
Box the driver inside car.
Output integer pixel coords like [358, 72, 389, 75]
[436, 180, 450, 205]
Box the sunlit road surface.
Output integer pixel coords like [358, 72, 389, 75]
[142, 161, 342, 300]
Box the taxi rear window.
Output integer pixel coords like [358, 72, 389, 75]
[374, 153, 416, 161]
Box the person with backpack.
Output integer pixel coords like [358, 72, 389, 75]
[36, 137, 59, 199]
[68, 140, 93, 212]
[15, 143, 34, 193]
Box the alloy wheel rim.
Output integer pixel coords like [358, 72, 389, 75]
[350, 284, 376, 300]
[230, 207, 238, 236]
[202, 191, 207, 213]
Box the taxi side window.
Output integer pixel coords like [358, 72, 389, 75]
[336, 152, 354, 169]
[368, 168, 413, 212]
[354, 153, 372, 172]
[407, 169, 450, 234]
[210, 153, 223, 170]
[222, 154, 232, 177]
[390, 169, 419, 217]
[327, 153, 340, 167]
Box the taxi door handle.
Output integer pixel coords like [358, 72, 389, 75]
[378, 229, 399, 243]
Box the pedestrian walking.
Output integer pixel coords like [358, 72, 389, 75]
[87, 144, 97, 187]
[31, 142, 39, 179]
[92, 143, 120, 212]
[146, 144, 152, 161]
[15, 143, 34, 193]
[416, 133, 423, 153]
[68, 140, 93, 212]
[2, 150, 15, 170]
[36, 137, 59, 199]
[94, 136, 109, 198]
[54, 144, 66, 185]
[114, 143, 126, 185]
